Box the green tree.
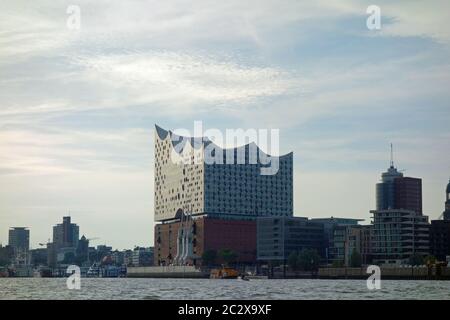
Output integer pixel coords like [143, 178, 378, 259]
[332, 260, 344, 268]
[424, 255, 436, 266]
[287, 251, 299, 270]
[218, 249, 237, 266]
[202, 250, 217, 266]
[349, 249, 362, 267]
[297, 249, 321, 271]
[409, 254, 424, 266]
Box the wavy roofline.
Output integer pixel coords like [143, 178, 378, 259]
[155, 124, 293, 159]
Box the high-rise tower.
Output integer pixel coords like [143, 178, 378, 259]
[375, 144, 422, 215]
[443, 179, 450, 220]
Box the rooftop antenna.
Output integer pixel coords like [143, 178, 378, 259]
[390, 143, 394, 168]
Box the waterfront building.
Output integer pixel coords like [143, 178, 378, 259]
[371, 209, 430, 265]
[8, 227, 30, 253]
[154, 125, 293, 222]
[339, 224, 373, 266]
[53, 217, 79, 249]
[309, 217, 362, 264]
[132, 247, 154, 266]
[30, 248, 48, 266]
[76, 235, 89, 264]
[0, 245, 14, 266]
[48, 217, 80, 266]
[123, 250, 134, 266]
[376, 149, 422, 215]
[371, 156, 429, 265]
[155, 217, 257, 265]
[153, 125, 293, 266]
[430, 180, 450, 261]
[256, 216, 324, 262]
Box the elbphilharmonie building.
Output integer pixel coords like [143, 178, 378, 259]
[153, 125, 293, 266]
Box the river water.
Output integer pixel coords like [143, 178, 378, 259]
[1, 278, 449, 300]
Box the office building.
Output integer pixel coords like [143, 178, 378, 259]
[48, 217, 80, 266]
[256, 216, 324, 262]
[376, 151, 422, 215]
[8, 227, 30, 253]
[53, 217, 79, 249]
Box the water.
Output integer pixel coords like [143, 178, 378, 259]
[1, 278, 450, 300]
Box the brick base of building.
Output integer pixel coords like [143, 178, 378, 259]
[154, 216, 256, 266]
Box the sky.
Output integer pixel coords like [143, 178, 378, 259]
[1, 0, 449, 250]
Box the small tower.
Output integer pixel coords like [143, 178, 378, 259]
[446, 179, 450, 210]
[443, 179, 450, 220]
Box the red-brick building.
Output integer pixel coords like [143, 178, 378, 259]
[155, 217, 256, 266]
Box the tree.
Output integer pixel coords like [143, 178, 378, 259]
[409, 254, 424, 266]
[424, 255, 436, 266]
[218, 249, 237, 266]
[297, 249, 321, 271]
[287, 251, 299, 270]
[202, 250, 217, 267]
[332, 260, 344, 268]
[349, 249, 362, 267]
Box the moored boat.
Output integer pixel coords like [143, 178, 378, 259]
[210, 267, 239, 279]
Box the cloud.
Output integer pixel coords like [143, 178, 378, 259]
[0, 128, 153, 176]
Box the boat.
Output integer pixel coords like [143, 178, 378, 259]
[238, 275, 250, 281]
[210, 266, 239, 279]
[0, 267, 8, 278]
[87, 263, 100, 277]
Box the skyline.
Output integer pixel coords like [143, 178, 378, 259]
[1, 0, 450, 250]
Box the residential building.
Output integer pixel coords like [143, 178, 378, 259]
[132, 247, 154, 266]
[371, 209, 430, 265]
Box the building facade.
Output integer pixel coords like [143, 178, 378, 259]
[53, 217, 79, 250]
[256, 216, 324, 262]
[430, 180, 450, 261]
[371, 209, 430, 265]
[376, 163, 422, 215]
[48, 217, 80, 266]
[154, 125, 293, 222]
[153, 125, 293, 266]
[132, 247, 154, 267]
[309, 217, 362, 264]
[155, 217, 257, 265]
[8, 227, 30, 253]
